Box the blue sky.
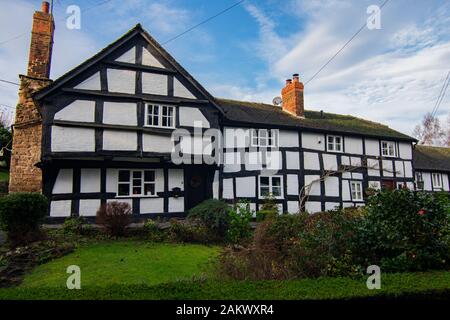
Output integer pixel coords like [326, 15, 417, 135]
[0, 0, 449, 135]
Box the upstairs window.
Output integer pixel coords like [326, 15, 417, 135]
[251, 129, 279, 147]
[327, 135, 342, 152]
[117, 169, 156, 197]
[146, 104, 175, 128]
[350, 181, 363, 201]
[259, 176, 283, 198]
[381, 141, 396, 157]
[432, 173, 442, 189]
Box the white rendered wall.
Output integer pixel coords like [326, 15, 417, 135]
[80, 169, 101, 193]
[344, 137, 363, 154]
[174, 78, 196, 99]
[302, 132, 325, 151]
[54, 100, 95, 122]
[142, 47, 165, 68]
[179, 107, 210, 128]
[74, 72, 101, 90]
[365, 139, 379, 156]
[103, 102, 137, 126]
[142, 73, 168, 96]
[79, 199, 101, 217]
[235, 176, 256, 197]
[143, 134, 174, 153]
[279, 130, 299, 147]
[103, 130, 137, 151]
[50, 200, 71, 217]
[107, 69, 135, 94]
[51, 126, 95, 152]
[53, 169, 73, 194]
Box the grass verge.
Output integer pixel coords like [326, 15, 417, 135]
[1, 271, 449, 300]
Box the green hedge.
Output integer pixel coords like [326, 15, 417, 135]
[0, 271, 449, 300]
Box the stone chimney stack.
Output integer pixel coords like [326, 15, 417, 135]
[281, 74, 304, 118]
[9, 2, 54, 193]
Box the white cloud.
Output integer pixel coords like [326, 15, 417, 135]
[211, 0, 450, 135]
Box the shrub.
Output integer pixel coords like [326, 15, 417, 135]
[226, 201, 254, 244]
[218, 208, 362, 280]
[188, 199, 231, 238]
[143, 219, 167, 242]
[63, 216, 86, 235]
[0, 193, 48, 247]
[96, 201, 132, 237]
[287, 209, 362, 278]
[353, 189, 450, 272]
[0, 181, 8, 194]
[168, 219, 217, 244]
[256, 195, 279, 221]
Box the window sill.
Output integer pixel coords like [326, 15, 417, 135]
[115, 195, 159, 199]
[143, 125, 176, 130]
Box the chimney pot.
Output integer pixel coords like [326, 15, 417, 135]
[293, 73, 300, 82]
[42, 1, 50, 14]
[285, 79, 292, 86]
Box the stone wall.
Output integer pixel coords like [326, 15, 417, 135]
[9, 76, 51, 193]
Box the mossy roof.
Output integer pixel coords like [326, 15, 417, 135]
[413, 145, 450, 172]
[215, 98, 415, 141]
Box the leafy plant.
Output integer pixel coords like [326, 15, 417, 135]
[168, 219, 216, 244]
[353, 189, 450, 272]
[63, 216, 86, 235]
[96, 202, 132, 237]
[188, 199, 231, 238]
[226, 201, 254, 244]
[143, 219, 167, 242]
[256, 194, 279, 221]
[0, 193, 48, 247]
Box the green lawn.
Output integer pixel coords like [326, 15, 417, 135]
[0, 169, 8, 182]
[1, 241, 449, 300]
[19, 241, 220, 288]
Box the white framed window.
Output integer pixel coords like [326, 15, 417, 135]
[432, 173, 442, 189]
[327, 135, 343, 152]
[259, 176, 283, 198]
[251, 129, 279, 147]
[381, 141, 396, 157]
[415, 172, 424, 190]
[117, 169, 156, 197]
[145, 104, 175, 128]
[350, 181, 363, 201]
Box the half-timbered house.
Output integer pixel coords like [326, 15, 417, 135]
[8, 3, 446, 222]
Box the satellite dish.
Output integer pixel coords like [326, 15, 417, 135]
[272, 96, 282, 107]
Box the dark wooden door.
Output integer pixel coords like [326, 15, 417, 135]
[185, 166, 212, 210]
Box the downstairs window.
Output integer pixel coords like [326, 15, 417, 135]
[117, 169, 156, 197]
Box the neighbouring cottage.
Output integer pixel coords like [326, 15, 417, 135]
[413, 145, 450, 192]
[9, 2, 449, 221]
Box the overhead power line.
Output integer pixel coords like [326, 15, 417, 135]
[0, 79, 19, 86]
[161, 0, 246, 45]
[430, 70, 450, 118]
[304, 0, 391, 86]
[0, 0, 114, 47]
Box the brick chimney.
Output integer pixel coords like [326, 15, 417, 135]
[281, 74, 304, 118]
[27, 1, 54, 78]
[9, 2, 54, 193]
